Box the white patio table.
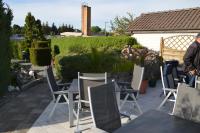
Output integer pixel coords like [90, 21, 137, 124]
[68, 79, 121, 127]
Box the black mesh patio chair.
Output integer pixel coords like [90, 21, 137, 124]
[116, 65, 144, 114]
[88, 83, 121, 133]
[173, 83, 200, 123]
[164, 60, 186, 84]
[46, 65, 76, 118]
[158, 64, 177, 110]
[75, 72, 107, 132]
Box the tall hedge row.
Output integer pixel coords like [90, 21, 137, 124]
[52, 36, 137, 55]
[53, 36, 137, 81]
[29, 40, 52, 66]
[0, 0, 13, 95]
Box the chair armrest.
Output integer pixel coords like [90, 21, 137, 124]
[117, 81, 130, 85]
[53, 90, 68, 94]
[121, 89, 136, 93]
[57, 82, 71, 87]
[164, 88, 177, 92]
[88, 127, 108, 133]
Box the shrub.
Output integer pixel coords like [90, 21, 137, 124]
[32, 40, 51, 48]
[10, 40, 20, 59]
[10, 40, 29, 60]
[29, 40, 52, 66]
[0, 0, 13, 95]
[55, 49, 120, 81]
[51, 36, 138, 55]
[112, 59, 134, 73]
[29, 48, 51, 66]
[53, 45, 60, 57]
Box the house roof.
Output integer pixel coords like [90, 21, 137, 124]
[128, 7, 200, 33]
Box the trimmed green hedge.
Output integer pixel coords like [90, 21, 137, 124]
[10, 40, 29, 59]
[29, 48, 51, 66]
[52, 36, 138, 81]
[32, 40, 51, 48]
[52, 36, 137, 55]
[55, 49, 134, 81]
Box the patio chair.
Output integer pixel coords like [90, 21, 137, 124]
[46, 65, 75, 118]
[88, 83, 121, 132]
[195, 76, 200, 89]
[157, 64, 177, 110]
[75, 72, 107, 132]
[173, 83, 200, 123]
[164, 60, 186, 84]
[117, 65, 144, 114]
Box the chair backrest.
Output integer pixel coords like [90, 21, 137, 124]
[165, 60, 179, 79]
[46, 66, 59, 100]
[78, 72, 107, 104]
[131, 65, 144, 91]
[161, 64, 176, 89]
[195, 76, 200, 89]
[88, 83, 121, 132]
[173, 83, 200, 123]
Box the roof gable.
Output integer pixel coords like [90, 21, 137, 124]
[128, 7, 200, 33]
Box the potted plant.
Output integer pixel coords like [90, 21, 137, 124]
[145, 51, 162, 88]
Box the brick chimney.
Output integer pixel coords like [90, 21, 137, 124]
[81, 4, 91, 36]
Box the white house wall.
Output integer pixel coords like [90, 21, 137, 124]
[132, 33, 198, 51]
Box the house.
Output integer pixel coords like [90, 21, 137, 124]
[128, 7, 200, 51]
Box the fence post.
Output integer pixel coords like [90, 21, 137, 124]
[160, 37, 164, 57]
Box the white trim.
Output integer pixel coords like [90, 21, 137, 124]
[79, 76, 106, 80]
[160, 66, 167, 96]
[172, 83, 181, 115]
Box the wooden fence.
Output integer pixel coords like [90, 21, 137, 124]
[160, 35, 195, 64]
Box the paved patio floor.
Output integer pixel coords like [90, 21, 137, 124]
[27, 80, 173, 133]
[0, 79, 174, 133]
[0, 82, 51, 133]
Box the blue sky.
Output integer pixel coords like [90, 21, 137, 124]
[4, 0, 200, 30]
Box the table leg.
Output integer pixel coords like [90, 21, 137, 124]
[69, 92, 74, 127]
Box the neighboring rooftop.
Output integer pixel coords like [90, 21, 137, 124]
[128, 7, 200, 33]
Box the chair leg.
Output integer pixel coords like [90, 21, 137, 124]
[131, 94, 142, 114]
[119, 94, 129, 110]
[157, 91, 172, 110]
[49, 95, 61, 118]
[75, 100, 81, 133]
[63, 94, 69, 103]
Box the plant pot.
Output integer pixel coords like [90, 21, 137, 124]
[140, 80, 148, 94]
[148, 79, 157, 87]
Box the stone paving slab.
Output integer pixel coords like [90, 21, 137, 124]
[0, 83, 51, 133]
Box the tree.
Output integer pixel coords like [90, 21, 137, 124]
[42, 22, 51, 35]
[24, 12, 36, 46]
[0, 0, 13, 95]
[51, 23, 58, 35]
[91, 26, 101, 34]
[24, 12, 46, 46]
[12, 24, 22, 34]
[110, 12, 134, 35]
[35, 19, 45, 40]
[58, 23, 75, 34]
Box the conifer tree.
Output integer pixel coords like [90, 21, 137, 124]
[0, 0, 13, 95]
